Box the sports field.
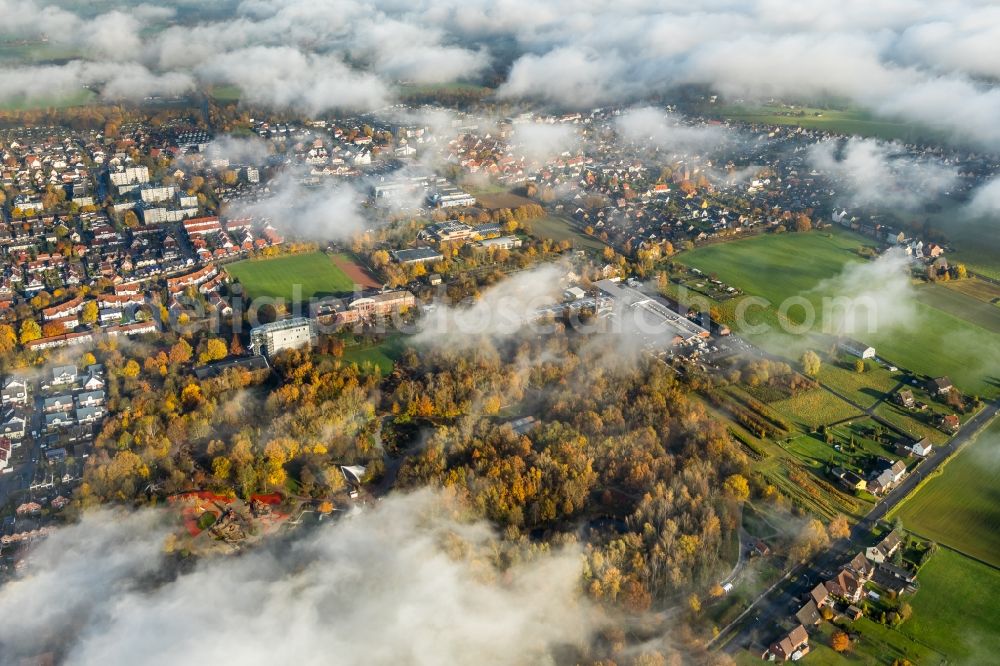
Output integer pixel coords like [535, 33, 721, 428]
[226, 252, 356, 302]
[529, 215, 606, 253]
[893, 422, 1000, 567]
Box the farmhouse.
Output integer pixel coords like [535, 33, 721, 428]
[927, 376, 953, 396]
[838, 338, 875, 359]
[894, 389, 915, 409]
[910, 438, 933, 457]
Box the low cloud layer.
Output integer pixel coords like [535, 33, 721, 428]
[3, 1, 1000, 150]
[0, 491, 596, 665]
[228, 171, 369, 240]
[809, 138, 958, 210]
[615, 107, 733, 155]
[812, 248, 919, 337]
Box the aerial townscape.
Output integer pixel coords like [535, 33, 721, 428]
[0, 2, 999, 665]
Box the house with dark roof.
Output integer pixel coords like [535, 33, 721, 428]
[927, 376, 953, 396]
[795, 601, 821, 627]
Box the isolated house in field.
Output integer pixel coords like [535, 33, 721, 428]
[927, 376, 953, 396]
[839, 338, 875, 360]
[895, 389, 915, 409]
[940, 414, 960, 433]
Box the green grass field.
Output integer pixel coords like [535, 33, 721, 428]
[340, 336, 408, 375]
[899, 547, 1000, 662]
[679, 231, 1000, 397]
[769, 389, 863, 430]
[917, 282, 1000, 333]
[816, 356, 902, 409]
[893, 421, 1000, 566]
[706, 103, 939, 144]
[226, 252, 356, 301]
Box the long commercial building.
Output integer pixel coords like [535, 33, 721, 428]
[250, 317, 317, 358]
[595, 279, 710, 346]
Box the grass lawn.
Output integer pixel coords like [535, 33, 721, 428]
[769, 389, 863, 431]
[816, 356, 901, 409]
[226, 252, 356, 301]
[0, 88, 98, 111]
[899, 547, 1000, 662]
[782, 419, 903, 475]
[528, 214, 606, 253]
[339, 336, 408, 375]
[893, 421, 1000, 566]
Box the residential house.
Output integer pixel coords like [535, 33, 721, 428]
[795, 601, 821, 627]
[75, 405, 106, 424]
[927, 376, 953, 396]
[895, 389, 915, 409]
[42, 394, 74, 413]
[1, 376, 29, 406]
[825, 569, 864, 603]
[75, 390, 105, 408]
[939, 414, 960, 434]
[766, 625, 810, 662]
[865, 531, 902, 564]
[809, 583, 830, 608]
[910, 438, 933, 457]
[1, 410, 27, 440]
[44, 411, 75, 431]
[846, 552, 875, 581]
[49, 365, 78, 387]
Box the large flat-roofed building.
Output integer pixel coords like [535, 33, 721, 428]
[595, 279, 710, 347]
[392, 247, 444, 264]
[250, 317, 317, 358]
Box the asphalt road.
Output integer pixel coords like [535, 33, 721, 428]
[714, 398, 999, 654]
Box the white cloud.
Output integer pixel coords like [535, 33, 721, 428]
[808, 137, 958, 210]
[0, 491, 597, 665]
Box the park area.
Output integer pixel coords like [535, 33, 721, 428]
[893, 422, 1000, 567]
[678, 230, 1000, 398]
[226, 252, 358, 302]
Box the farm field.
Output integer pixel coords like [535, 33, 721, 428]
[899, 547, 1000, 662]
[705, 103, 939, 144]
[529, 215, 606, 253]
[893, 421, 1000, 566]
[916, 282, 1000, 333]
[678, 229, 874, 312]
[226, 252, 355, 302]
[679, 231, 1000, 397]
[941, 276, 1000, 303]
